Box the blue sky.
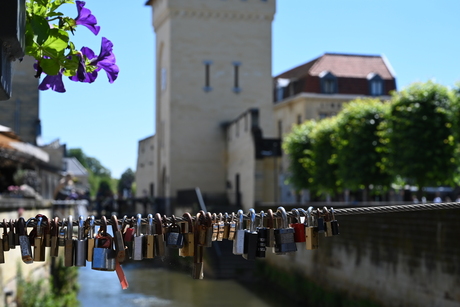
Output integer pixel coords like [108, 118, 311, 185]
[38, 0, 460, 179]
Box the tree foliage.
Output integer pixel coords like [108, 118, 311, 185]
[383, 81, 456, 188]
[282, 81, 459, 199]
[118, 168, 135, 197]
[334, 98, 392, 192]
[282, 121, 316, 191]
[308, 117, 340, 195]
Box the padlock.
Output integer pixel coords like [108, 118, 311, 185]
[9, 219, 16, 249]
[227, 213, 236, 241]
[58, 218, 67, 247]
[256, 210, 267, 258]
[14, 219, 19, 247]
[132, 214, 144, 261]
[154, 213, 165, 257]
[166, 215, 184, 249]
[211, 213, 218, 242]
[18, 218, 33, 264]
[86, 216, 96, 262]
[192, 211, 204, 279]
[243, 209, 258, 261]
[323, 207, 334, 237]
[196, 210, 212, 247]
[204, 213, 213, 247]
[64, 216, 75, 267]
[50, 217, 59, 257]
[74, 216, 88, 267]
[291, 208, 306, 243]
[330, 208, 340, 236]
[43, 215, 51, 247]
[222, 213, 230, 240]
[144, 214, 155, 258]
[179, 213, 194, 257]
[92, 216, 116, 271]
[304, 207, 319, 250]
[33, 216, 46, 262]
[274, 207, 297, 255]
[111, 215, 126, 263]
[217, 213, 225, 241]
[316, 208, 325, 233]
[0, 234, 4, 263]
[3, 219, 9, 252]
[232, 210, 245, 255]
[266, 209, 275, 250]
[122, 215, 134, 260]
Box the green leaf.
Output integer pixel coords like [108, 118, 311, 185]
[30, 15, 50, 45]
[40, 58, 61, 75]
[42, 28, 69, 54]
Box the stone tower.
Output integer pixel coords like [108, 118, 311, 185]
[147, 0, 276, 202]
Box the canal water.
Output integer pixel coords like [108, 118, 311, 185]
[77, 263, 279, 307]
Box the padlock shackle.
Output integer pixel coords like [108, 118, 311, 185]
[291, 208, 300, 224]
[53, 217, 59, 237]
[183, 212, 194, 232]
[147, 214, 154, 235]
[135, 214, 142, 237]
[236, 210, 244, 230]
[36, 216, 43, 237]
[87, 216, 95, 238]
[67, 216, 73, 240]
[2, 219, 7, 235]
[77, 216, 85, 240]
[155, 213, 163, 234]
[267, 209, 274, 229]
[259, 211, 265, 228]
[100, 216, 108, 235]
[276, 207, 288, 229]
[18, 217, 27, 236]
[248, 208, 256, 232]
[307, 207, 314, 226]
[111, 215, 120, 236]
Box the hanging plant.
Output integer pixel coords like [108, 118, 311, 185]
[25, 0, 119, 93]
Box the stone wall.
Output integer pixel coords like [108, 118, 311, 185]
[265, 208, 460, 307]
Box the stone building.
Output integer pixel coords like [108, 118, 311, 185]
[137, 0, 397, 210]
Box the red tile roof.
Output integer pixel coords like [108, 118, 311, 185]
[275, 53, 395, 80]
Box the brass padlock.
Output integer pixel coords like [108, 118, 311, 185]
[179, 213, 194, 257]
[144, 214, 155, 259]
[217, 213, 225, 242]
[304, 207, 319, 250]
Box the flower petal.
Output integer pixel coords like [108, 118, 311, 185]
[75, 1, 101, 35]
[38, 73, 66, 93]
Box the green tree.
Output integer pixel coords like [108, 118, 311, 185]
[334, 98, 392, 201]
[282, 120, 317, 191]
[118, 168, 135, 197]
[383, 81, 456, 190]
[308, 117, 340, 196]
[67, 148, 112, 196]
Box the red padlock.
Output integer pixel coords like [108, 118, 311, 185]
[290, 208, 306, 243]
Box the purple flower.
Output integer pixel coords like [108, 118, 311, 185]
[75, 1, 100, 35]
[38, 72, 66, 93]
[70, 37, 119, 83]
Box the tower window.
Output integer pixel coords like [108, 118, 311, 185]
[203, 60, 212, 92]
[233, 61, 241, 93]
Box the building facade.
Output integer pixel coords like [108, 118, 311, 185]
[138, 1, 397, 210]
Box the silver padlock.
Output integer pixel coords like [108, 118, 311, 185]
[92, 216, 116, 271]
[132, 214, 144, 261]
[19, 218, 33, 264]
[74, 216, 88, 267]
[232, 210, 245, 255]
